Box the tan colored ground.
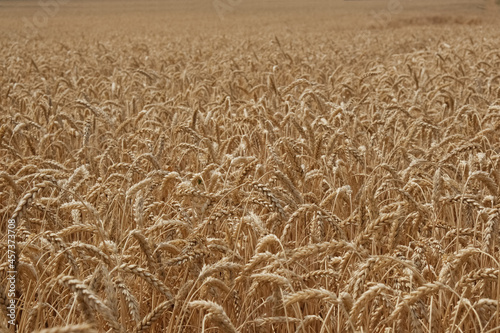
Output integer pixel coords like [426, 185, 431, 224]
[0, 0, 497, 35]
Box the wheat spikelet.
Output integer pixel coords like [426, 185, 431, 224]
[56, 224, 97, 238]
[62, 165, 90, 195]
[198, 259, 242, 282]
[135, 299, 174, 333]
[385, 282, 448, 325]
[43, 231, 80, 277]
[284, 288, 340, 307]
[254, 233, 283, 254]
[33, 324, 98, 333]
[236, 252, 277, 282]
[112, 264, 173, 299]
[70, 242, 113, 267]
[288, 240, 360, 262]
[0, 170, 19, 193]
[273, 168, 303, 205]
[249, 273, 290, 289]
[58, 276, 121, 332]
[483, 209, 499, 252]
[468, 171, 498, 196]
[351, 283, 395, 324]
[113, 277, 140, 324]
[474, 298, 498, 326]
[253, 316, 301, 327]
[188, 300, 236, 333]
[130, 230, 157, 271]
[11, 179, 54, 221]
[439, 247, 483, 286]
[251, 182, 286, 218]
[17, 260, 38, 287]
[76, 99, 114, 127]
[460, 268, 499, 286]
[201, 277, 231, 297]
[356, 211, 398, 246]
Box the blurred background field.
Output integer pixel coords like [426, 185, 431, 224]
[0, 0, 498, 37]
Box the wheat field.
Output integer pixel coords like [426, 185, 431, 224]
[1, 1, 500, 332]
